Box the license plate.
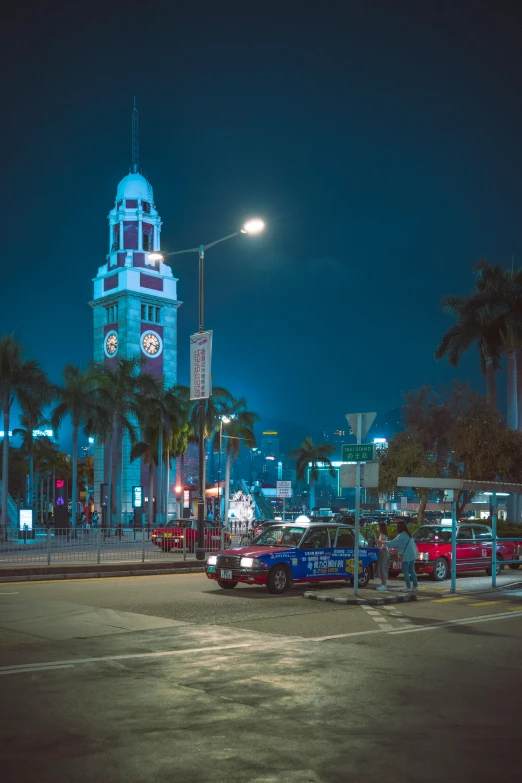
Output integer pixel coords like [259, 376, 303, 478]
[173, 538, 179, 542]
[391, 561, 401, 570]
[220, 569, 233, 579]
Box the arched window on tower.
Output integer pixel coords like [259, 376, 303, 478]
[111, 225, 119, 252]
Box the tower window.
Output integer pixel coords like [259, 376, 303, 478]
[141, 302, 161, 324]
[143, 234, 151, 251]
[142, 201, 151, 214]
[105, 303, 118, 323]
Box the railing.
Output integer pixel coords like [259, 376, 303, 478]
[0, 526, 229, 566]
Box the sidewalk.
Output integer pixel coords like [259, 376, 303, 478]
[0, 559, 206, 583]
[303, 572, 522, 606]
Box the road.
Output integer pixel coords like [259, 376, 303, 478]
[1, 572, 521, 782]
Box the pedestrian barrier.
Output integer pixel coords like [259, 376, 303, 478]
[0, 526, 229, 566]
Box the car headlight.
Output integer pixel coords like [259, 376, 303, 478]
[240, 557, 255, 568]
[207, 555, 217, 565]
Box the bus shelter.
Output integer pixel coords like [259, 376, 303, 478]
[397, 478, 522, 593]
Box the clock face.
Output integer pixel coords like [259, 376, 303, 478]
[141, 330, 163, 357]
[104, 331, 118, 358]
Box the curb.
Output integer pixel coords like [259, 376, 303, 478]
[0, 561, 206, 583]
[303, 591, 417, 606]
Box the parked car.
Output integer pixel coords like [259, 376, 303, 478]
[152, 519, 231, 552]
[388, 522, 519, 581]
[206, 521, 379, 594]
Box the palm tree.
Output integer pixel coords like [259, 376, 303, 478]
[289, 437, 336, 514]
[0, 335, 49, 530]
[51, 364, 108, 527]
[215, 397, 258, 523]
[435, 261, 505, 407]
[100, 358, 158, 525]
[13, 408, 52, 510]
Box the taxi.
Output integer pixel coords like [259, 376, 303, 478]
[205, 521, 379, 594]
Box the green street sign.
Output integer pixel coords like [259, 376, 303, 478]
[342, 443, 375, 462]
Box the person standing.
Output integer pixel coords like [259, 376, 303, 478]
[375, 521, 390, 591]
[385, 518, 418, 593]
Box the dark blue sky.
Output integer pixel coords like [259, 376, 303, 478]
[3, 0, 522, 444]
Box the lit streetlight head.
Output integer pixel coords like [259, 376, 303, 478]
[147, 252, 164, 262]
[221, 416, 231, 423]
[175, 485, 182, 494]
[241, 218, 265, 235]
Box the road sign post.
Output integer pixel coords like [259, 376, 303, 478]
[345, 412, 376, 597]
[277, 481, 292, 522]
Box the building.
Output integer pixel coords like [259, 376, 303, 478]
[90, 106, 180, 519]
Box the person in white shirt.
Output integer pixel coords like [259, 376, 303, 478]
[385, 518, 418, 592]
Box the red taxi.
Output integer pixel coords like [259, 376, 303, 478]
[388, 523, 518, 581]
[151, 519, 231, 552]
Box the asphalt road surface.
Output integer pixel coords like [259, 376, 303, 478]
[1, 573, 522, 783]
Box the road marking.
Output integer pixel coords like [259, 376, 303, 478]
[0, 642, 253, 676]
[389, 610, 522, 635]
[0, 664, 74, 676]
[468, 601, 502, 607]
[506, 606, 522, 611]
[0, 592, 19, 595]
[310, 628, 390, 641]
[431, 597, 466, 603]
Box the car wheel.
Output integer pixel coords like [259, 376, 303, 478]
[509, 563, 521, 570]
[267, 565, 289, 594]
[217, 580, 238, 589]
[348, 566, 371, 588]
[486, 554, 503, 577]
[430, 557, 448, 581]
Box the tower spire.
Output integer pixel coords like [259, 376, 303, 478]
[131, 97, 139, 174]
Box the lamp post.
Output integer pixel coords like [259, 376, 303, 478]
[217, 416, 231, 522]
[148, 218, 265, 560]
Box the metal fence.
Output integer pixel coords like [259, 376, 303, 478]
[0, 526, 232, 566]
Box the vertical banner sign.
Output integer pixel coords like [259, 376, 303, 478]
[190, 331, 213, 400]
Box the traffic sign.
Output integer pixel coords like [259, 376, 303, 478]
[342, 443, 375, 462]
[276, 481, 292, 498]
[340, 463, 379, 488]
[345, 412, 376, 440]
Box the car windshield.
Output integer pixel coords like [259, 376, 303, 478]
[413, 526, 452, 543]
[165, 520, 193, 529]
[251, 525, 306, 547]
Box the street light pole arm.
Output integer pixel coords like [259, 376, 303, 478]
[161, 232, 240, 258]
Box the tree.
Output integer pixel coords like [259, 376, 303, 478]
[378, 431, 439, 525]
[0, 335, 49, 530]
[51, 364, 108, 527]
[382, 384, 522, 520]
[435, 261, 505, 407]
[289, 437, 336, 514]
[216, 397, 258, 522]
[130, 429, 158, 529]
[99, 358, 159, 525]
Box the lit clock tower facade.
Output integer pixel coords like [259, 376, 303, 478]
[90, 168, 180, 519]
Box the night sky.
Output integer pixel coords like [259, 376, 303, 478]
[4, 0, 522, 446]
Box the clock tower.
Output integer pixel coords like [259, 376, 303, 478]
[90, 105, 180, 520]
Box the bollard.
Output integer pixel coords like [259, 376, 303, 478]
[47, 528, 51, 565]
[97, 529, 101, 564]
[142, 527, 145, 563]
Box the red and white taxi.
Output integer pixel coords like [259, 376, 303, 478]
[388, 522, 519, 581]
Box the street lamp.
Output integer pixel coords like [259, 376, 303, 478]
[148, 218, 265, 560]
[217, 416, 231, 522]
